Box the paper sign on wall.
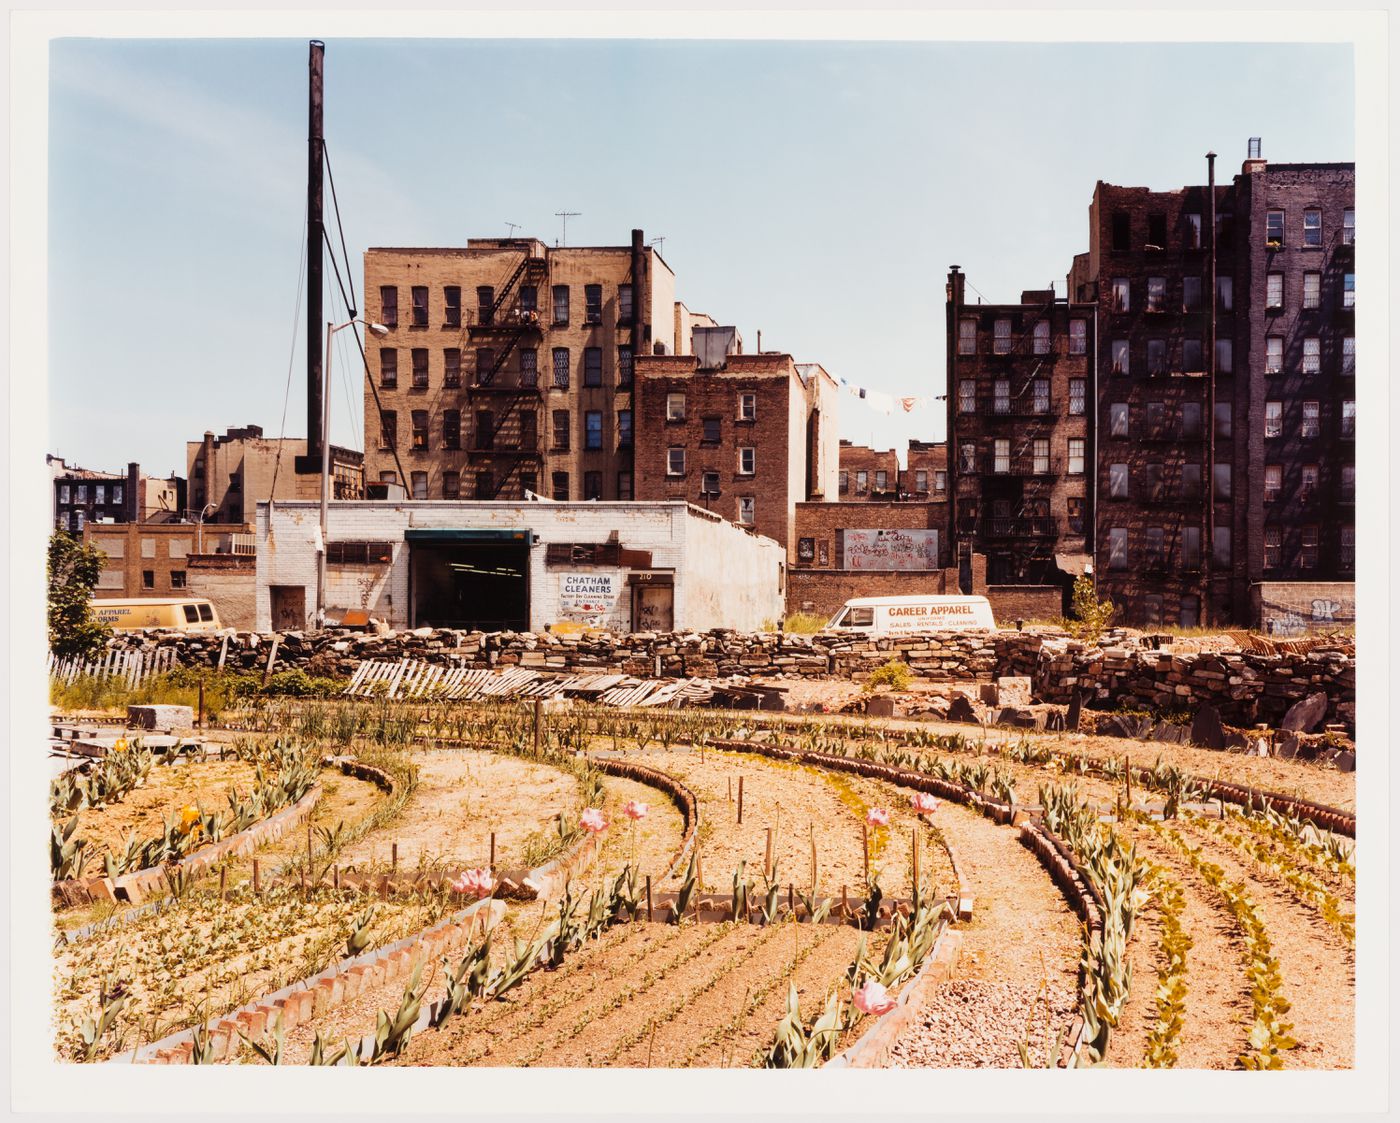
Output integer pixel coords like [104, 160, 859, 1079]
[558, 572, 621, 625]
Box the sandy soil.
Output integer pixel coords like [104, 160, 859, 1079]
[587, 775, 688, 886]
[334, 751, 578, 873]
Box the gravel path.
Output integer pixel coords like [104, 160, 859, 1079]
[888, 979, 1077, 1068]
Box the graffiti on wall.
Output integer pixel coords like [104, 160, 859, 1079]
[843, 529, 940, 571]
[1259, 587, 1355, 637]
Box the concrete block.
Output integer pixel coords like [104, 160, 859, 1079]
[996, 677, 1032, 706]
[126, 705, 195, 731]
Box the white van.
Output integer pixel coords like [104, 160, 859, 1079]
[823, 595, 996, 637]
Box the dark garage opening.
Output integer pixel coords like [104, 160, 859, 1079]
[407, 530, 530, 630]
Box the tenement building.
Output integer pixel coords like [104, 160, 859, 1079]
[837, 441, 901, 500]
[632, 339, 840, 560]
[944, 272, 1095, 590]
[362, 230, 677, 504]
[50, 457, 185, 532]
[187, 425, 364, 525]
[1069, 140, 1354, 627]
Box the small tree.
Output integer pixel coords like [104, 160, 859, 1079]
[1067, 574, 1115, 644]
[48, 531, 110, 659]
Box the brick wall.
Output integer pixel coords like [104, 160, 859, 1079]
[787, 569, 959, 620]
[838, 442, 900, 499]
[1251, 581, 1356, 635]
[186, 558, 257, 630]
[983, 585, 1064, 624]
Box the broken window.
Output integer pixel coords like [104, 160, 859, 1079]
[1213, 463, 1232, 501]
[667, 447, 686, 476]
[552, 410, 570, 450]
[442, 409, 461, 449]
[1215, 339, 1233, 374]
[142, 569, 154, 588]
[474, 471, 493, 500]
[1111, 339, 1129, 375]
[1067, 496, 1085, 534]
[1151, 401, 1172, 435]
[1146, 277, 1166, 312]
[380, 349, 398, 388]
[797, 537, 815, 563]
[1147, 213, 1167, 249]
[702, 471, 720, 496]
[474, 410, 494, 451]
[443, 348, 461, 388]
[1182, 276, 1202, 312]
[1180, 526, 1202, 571]
[1111, 212, 1130, 251]
[737, 497, 755, 525]
[1108, 527, 1128, 570]
[1179, 596, 1200, 628]
[411, 286, 428, 327]
[1214, 402, 1233, 439]
[1111, 278, 1130, 312]
[1184, 212, 1201, 249]
[1216, 276, 1233, 311]
[1109, 462, 1129, 498]
[442, 471, 460, 499]
[1147, 339, 1167, 376]
[1144, 526, 1164, 565]
[552, 472, 570, 501]
[1181, 463, 1203, 500]
[702, 416, 722, 443]
[413, 349, 430, 388]
[1110, 402, 1129, 437]
[584, 347, 603, 387]
[839, 471, 849, 495]
[444, 286, 462, 328]
[1144, 461, 1164, 499]
[380, 286, 398, 327]
[1182, 338, 1203, 373]
[585, 410, 603, 450]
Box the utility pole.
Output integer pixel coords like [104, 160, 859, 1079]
[555, 211, 580, 247]
[305, 40, 325, 465]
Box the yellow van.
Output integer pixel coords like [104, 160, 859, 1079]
[91, 598, 224, 633]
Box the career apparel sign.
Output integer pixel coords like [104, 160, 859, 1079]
[843, 529, 940, 571]
[558, 572, 621, 624]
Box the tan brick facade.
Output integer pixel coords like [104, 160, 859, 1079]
[837, 442, 900, 499]
[86, 521, 253, 601]
[187, 426, 363, 525]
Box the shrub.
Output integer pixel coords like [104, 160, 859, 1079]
[864, 659, 912, 693]
[1066, 574, 1115, 644]
[48, 532, 110, 660]
[783, 612, 828, 634]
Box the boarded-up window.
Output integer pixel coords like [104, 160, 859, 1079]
[168, 537, 192, 559]
[141, 537, 156, 559]
[96, 568, 124, 590]
[94, 535, 124, 558]
[327, 541, 393, 565]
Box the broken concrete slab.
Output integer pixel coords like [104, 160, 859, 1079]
[865, 696, 896, 718]
[996, 676, 1032, 707]
[127, 705, 194, 731]
[1190, 702, 1226, 750]
[946, 695, 980, 724]
[1280, 692, 1328, 734]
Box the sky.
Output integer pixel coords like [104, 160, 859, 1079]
[48, 36, 1354, 479]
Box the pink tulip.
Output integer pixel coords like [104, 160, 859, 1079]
[580, 808, 608, 833]
[865, 807, 891, 828]
[451, 868, 494, 898]
[853, 980, 897, 1016]
[910, 792, 941, 815]
[623, 799, 649, 821]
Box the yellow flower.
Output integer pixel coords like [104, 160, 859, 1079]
[179, 805, 201, 833]
[112, 737, 128, 753]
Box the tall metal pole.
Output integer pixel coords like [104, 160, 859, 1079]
[307, 40, 326, 463]
[317, 321, 334, 629]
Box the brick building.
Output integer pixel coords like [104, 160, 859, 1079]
[187, 425, 364, 525]
[904, 440, 950, 505]
[86, 521, 255, 623]
[837, 442, 901, 499]
[50, 458, 185, 533]
[1069, 142, 1354, 626]
[945, 273, 1095, 589]
[632, 348, 840, 559]
[361, 230, 678, 505]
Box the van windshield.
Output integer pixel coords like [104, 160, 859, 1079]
[828, 606, 874, 628]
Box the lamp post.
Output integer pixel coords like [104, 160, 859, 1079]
[194, 502, 217, 555]
[317, 318, 389, 629]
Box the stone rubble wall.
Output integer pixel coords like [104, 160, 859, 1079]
[96, 626, 1354, 730]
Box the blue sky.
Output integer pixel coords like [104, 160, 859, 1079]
[48, 37, 1354, 478]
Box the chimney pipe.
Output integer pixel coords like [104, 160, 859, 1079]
[306, 40, 325, 463]
[126, 462, 141, 523]
[630, 229, 645, 353]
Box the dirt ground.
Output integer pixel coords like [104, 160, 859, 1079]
[587, 775, 689, 886]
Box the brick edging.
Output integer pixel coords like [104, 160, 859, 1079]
[1194, 777, 1355, 838]
[587, 756, 700, 881]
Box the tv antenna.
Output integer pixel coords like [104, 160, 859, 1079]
[652, 235, 666, 255]
[504, 221, 520, 238]
[555, 211, 581, 247]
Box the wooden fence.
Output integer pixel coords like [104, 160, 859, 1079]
[47, 647, 177, 689]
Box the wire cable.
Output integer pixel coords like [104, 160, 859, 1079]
[269, 201, 310, 500]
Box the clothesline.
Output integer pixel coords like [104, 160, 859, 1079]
[837, 377, 940, 416]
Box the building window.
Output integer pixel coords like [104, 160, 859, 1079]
[58, 484, 70, 504]
[442, 471, 460, 499]
[1264, 401, 1283, 438]
[1069, 319, 1086, 355]
[1302, 208, 1322, 247]
[583, 471, 603, 500]
[1340, 526, 1355, 568]
[958, 318, 977, 355]
[552, 285, 569, 324]
[1342, 208, 1355, 244]
[1109, 402, 1129, 438]
[737, 497, 755, 525]
[1213, 528, 1232, 570]
[617, 470, 633, 500]
[1111, 339, 1129, 375]
[552, 410, 570, 450]
[552, 472, 570, 501]
[1184, 212, 1202, 249]
[472, 348, 496, 386]
[667, 393, 686, 421]
[1108, 463, 1129, 499]
[934, 470, 947, 493]
[1144, 461, 1164, 500]
[994, 379, 1010, 414]
[618, 346, 634, 388]
[1067, 379, 1085, 416]
[991, 319, 1011, 354]
[1299, 271, 1320, 310]
[1301, 401, 1320, 438]
[1181, 526, 1201, 571]
[1341, 400, 1355, 438]
[957, 446, 975, 475]
[1182, 338, 1203, 372]
[1066, 496, 1085, 534]
[738, 447, 755, 475]
[701, 471, 720, 496]
[443, 348, 461, 388]
[1147, 339, 1167, 376]
[443, 409, 461, 449]
[1214, 402, 1233, 439]
[411, 471, 428, 499]
[380, 349, 398, 388]
[958, 379, 976, 414]
[1213, 463, 1232, 501]
[520, 410, 538, 451]
[1266, 210, 1285, 247]
[1111, 278, 1130, 312]
[1067, 439, 1085, 475]
[1143, 526, 1164, 567]
[702, 416, 722, 443]
[520, 349, 538, 386]
[1265, 272, 1283, 310]
[474, 286, 494, 327]
[444, 286, 462, 328]
[1182, 276, 1202, 312]
[582, 410, 603, 450]
[411, 286, 428, 327]
[379, 471, 397, 485]
[552, 348, 570, 388]
[1215, 339, 1233, 374]
[1216, 276, 1233, 312]
[617, 409, 633, 447]
[914, 470, 928, 492]
[1179, 596, 1200, 629]
[1299, 463, 1319, 501]
[1111, 211, 1130, 251]
[1108, 528, 1128, 570]
[1032, 320, 1050, 355]
[94, 484, 106, 505]
[1342, 273, 1355, 309]
[1147, 213, 1167, 249]
[380, 286, 398, 327]
[520, 285, 538, 315]
[113, 484, 123, 504]
[875, 470, 888, 491]
[1181, 463, 1203, 500]
[1266, 336, 1283, 374]
[618, 284, 633, 322]
[839, 471, 849, 495]
[797, 537, 815, 563]
[1300, 526, 1319, 568]
[1263, 465, 1282, 503]
[142, 569, 154, 589]
[1146, 277, 1165, 312]
[474, 471, 494, 500]
[667, 447, 685, 476]
[856, 470, 869, 494]
[474, 410, 494, 451]
[738, 392, 756, 420]
[380, 410, 397, 449]
[1341, 336, 1355, 374]
[583, 347, 603, 387]
[1033, 379, 1050, 413]
[413, 349, 430, 389]
[1263, 527, 1282, 569]
[1155, 400, 1177, 436]
[1031, 438, 1050, 475]
[993, 439, 1010, 474]
[584, 284, 602, 324]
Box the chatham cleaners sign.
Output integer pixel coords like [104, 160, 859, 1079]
[844, 529, 939, 571]
[558, 572, 621, 624]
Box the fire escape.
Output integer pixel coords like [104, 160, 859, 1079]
[461, 249, 549, 499]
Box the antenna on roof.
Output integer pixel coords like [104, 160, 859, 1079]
[653, 236, 666, 255]
[554, 211, 581, 247]
[505, 221, 520, 238]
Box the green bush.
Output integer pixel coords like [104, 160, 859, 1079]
[783, 612, 828, 634]
[865, 658, 913, 692]
[1066, 574, 1115, 644]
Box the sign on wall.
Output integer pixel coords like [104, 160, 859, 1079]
[843, 529, 940, 571]
[558, 571, 622, 625]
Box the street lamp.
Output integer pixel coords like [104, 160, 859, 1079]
[317, 317, 389, 629]
[194, 502, 217, 555]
